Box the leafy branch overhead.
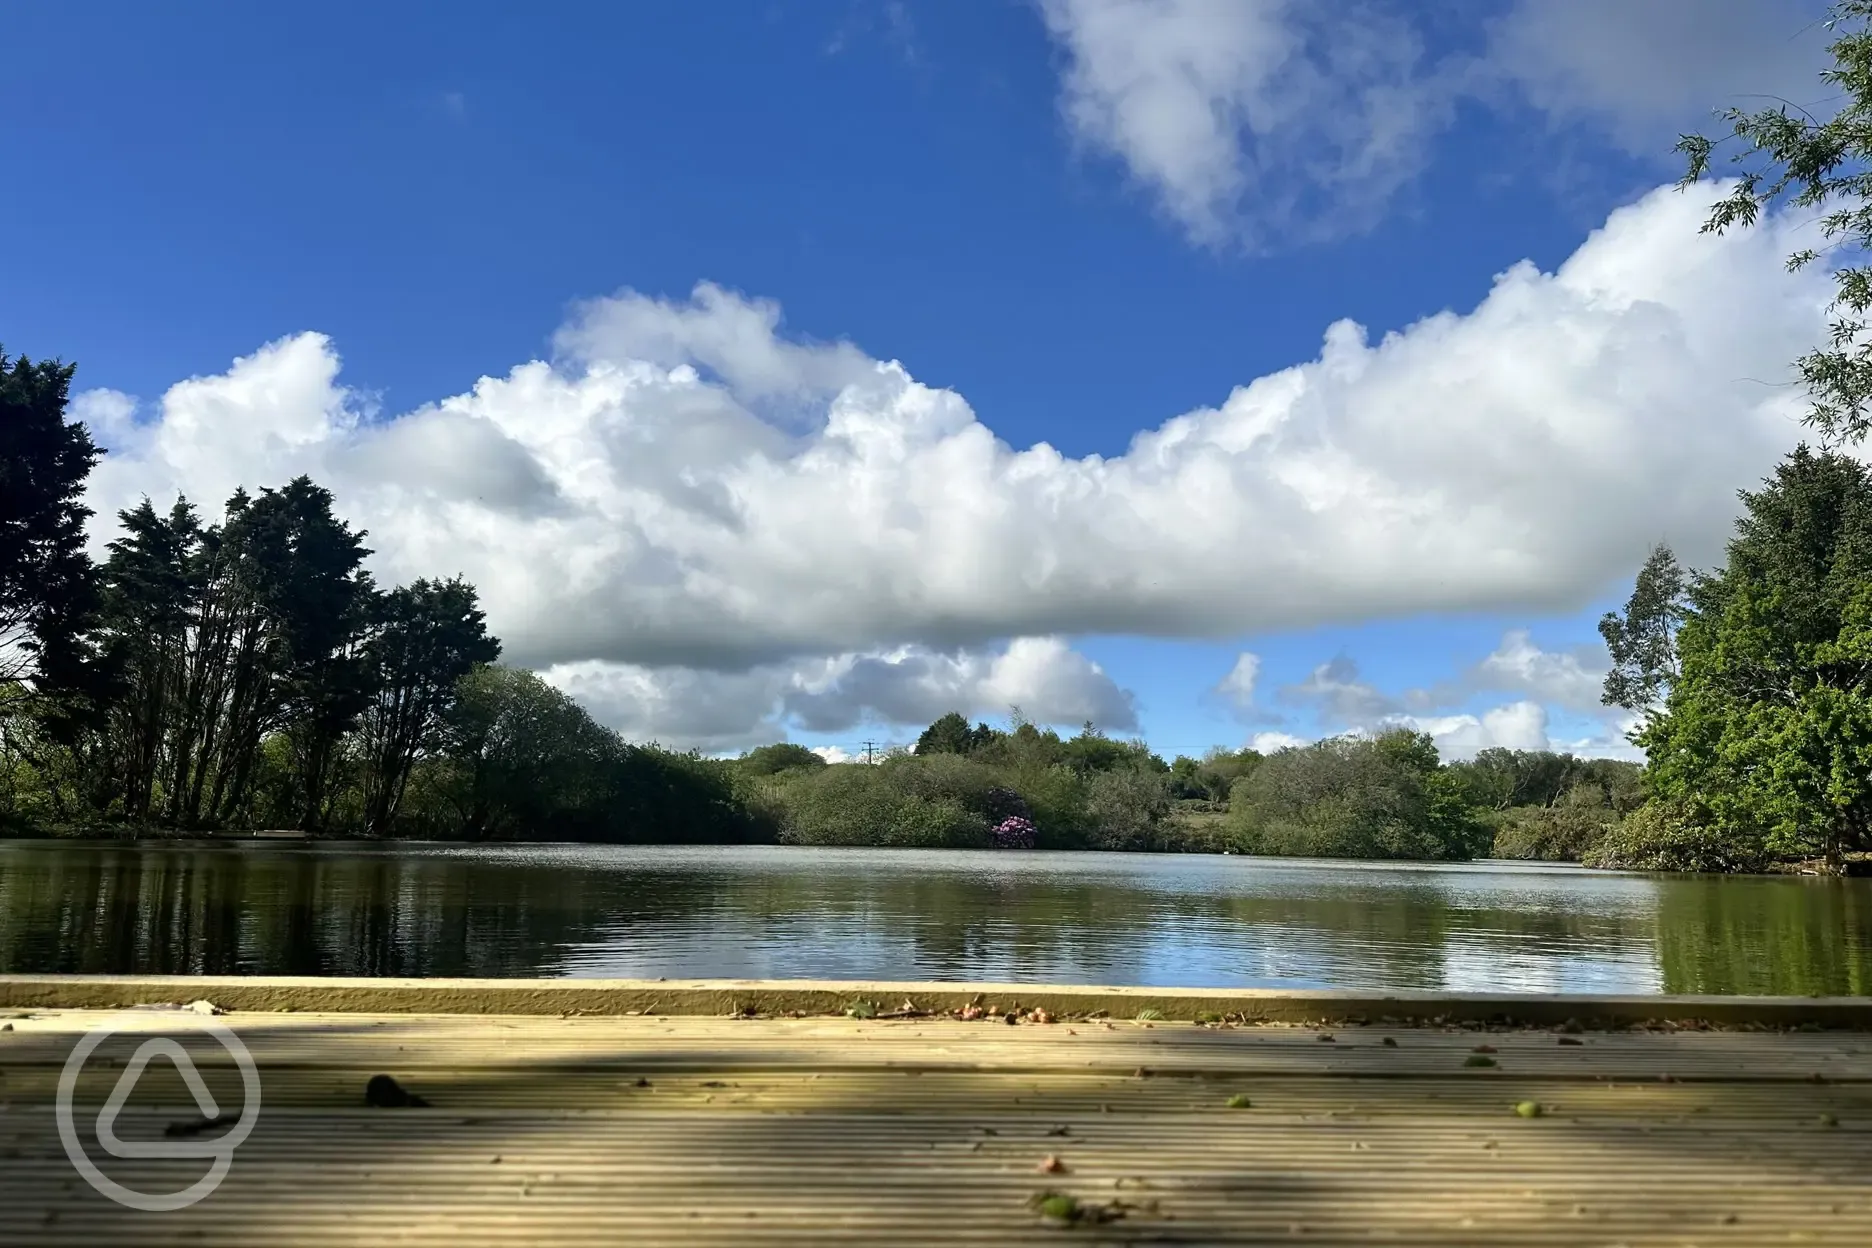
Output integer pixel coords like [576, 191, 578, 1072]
[1678, 0, 1872, 444]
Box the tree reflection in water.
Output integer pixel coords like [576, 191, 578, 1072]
[1, 842, 1869, 994]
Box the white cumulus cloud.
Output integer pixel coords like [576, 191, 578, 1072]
[1401, 701, 1554, 760]
[534, 635, 1134, 753]
[1275, 657, 1558, 760]
[1255, 698, 1557, 761]
[78, 183, 1824, 751]
[1271, 633, 1632, 759]
[1470, 629, 1607, 713]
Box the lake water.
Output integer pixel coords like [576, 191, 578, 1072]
[2, 841, 1871, 995]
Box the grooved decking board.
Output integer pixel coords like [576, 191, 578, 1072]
[3, 1006, 1871, 1245]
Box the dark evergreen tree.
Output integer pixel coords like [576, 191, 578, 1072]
[251, 478, 378, 831]
[914, 711, 976, 756]
[357, 577, 500, 835]
[89, 479, 376, 830]
[95, 498, 199, 820]
[0, 347, 101, 701]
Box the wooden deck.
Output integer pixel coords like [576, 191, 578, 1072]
[3, 1002, 1872, 1245]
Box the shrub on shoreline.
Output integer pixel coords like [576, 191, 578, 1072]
[1224, 730, 1486, 861]
[1488, 788, 1624, 862]
[1583, 802, 1769, 874]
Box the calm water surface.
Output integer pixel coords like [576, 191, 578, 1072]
[3, 841, 1871, 995]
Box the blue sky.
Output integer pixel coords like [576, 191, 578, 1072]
[0, 0, 1839, 761]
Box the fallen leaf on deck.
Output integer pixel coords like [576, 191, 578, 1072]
[365, 1074, 430, 1108]
[163, 1114, 231, 1138]
[1029, 1191, 1125, 1225]
[1032, 1192, 1078, 1223]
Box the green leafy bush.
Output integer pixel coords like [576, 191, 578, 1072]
[1583, 802, 1768, 873]
[753, 745, 1188, 852]
[1081, 765, 1173, 849]
[766, 762, 992, 848]
[880, 751, 1002, 812]
[1226, 730, 1484, 861]
[1490, 787, 1623, 862]
[1002, 764, 1093, 847]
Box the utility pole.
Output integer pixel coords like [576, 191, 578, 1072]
[860, 740, 878, 765]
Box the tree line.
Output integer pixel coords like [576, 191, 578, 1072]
[736, 710, 1642, 862]
[0, 345, 758, 843]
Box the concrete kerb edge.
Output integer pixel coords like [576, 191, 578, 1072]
[4, 975, 1872, 1029]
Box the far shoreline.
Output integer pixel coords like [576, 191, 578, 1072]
[6, 831, 1848, 878]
